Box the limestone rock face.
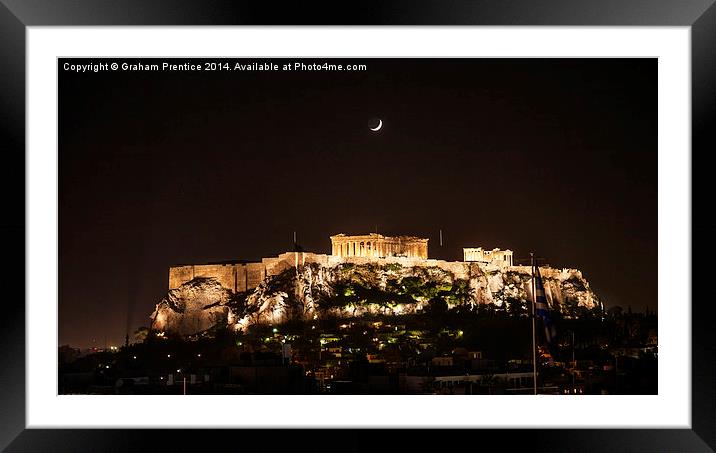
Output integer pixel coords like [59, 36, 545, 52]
[151, 263, 601, 337]
[150, 277, 232, 337]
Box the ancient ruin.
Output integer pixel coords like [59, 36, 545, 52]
[330, 233, 428, 259]
[152, 233, 601, 336]
[463, 247, 514, 266]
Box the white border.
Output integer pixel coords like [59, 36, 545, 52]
[27, 27, 690, 428]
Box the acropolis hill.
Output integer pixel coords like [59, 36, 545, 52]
[168, 233, 511, 292]
[152, 233, 601, 337]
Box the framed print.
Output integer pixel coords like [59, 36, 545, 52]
[1, 0, 714, 451]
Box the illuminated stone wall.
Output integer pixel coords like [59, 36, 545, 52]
[168, 252, 332, 291]
[168, 265, 194, 290]
[170, 252, 487, 293]
[330, 233, 428, 259]
[169, 263, 240, 292]
[168, 237, 524, 296]
[169, 251, 503, 293]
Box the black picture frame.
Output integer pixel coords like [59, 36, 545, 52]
[1, 1, 713, 451]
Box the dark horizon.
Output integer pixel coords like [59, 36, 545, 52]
[59, 58, 657, 348]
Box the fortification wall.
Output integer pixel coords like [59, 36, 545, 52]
[171, 253, 514, 292]
[169, 252, 332, 292]
[169, 251, 586, 302]
[168, 265, 195, 290]
[195, 264, 237, 291]
[245, 263, 266, 290]
[169, 264, 238, 291]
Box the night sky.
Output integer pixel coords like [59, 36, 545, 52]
[59, 58, 656, 348]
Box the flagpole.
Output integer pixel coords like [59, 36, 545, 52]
[531, 252, 537, 395]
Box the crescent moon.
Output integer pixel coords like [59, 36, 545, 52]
[370, 119, 383, 131]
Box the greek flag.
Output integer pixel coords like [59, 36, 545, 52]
[534, 267, 557, 345]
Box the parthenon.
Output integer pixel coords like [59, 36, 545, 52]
[330, 233, 428, 259]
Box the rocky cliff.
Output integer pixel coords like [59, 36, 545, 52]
[150, 262, 601, 337]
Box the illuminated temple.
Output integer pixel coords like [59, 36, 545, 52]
[330, 233, 428, 259]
